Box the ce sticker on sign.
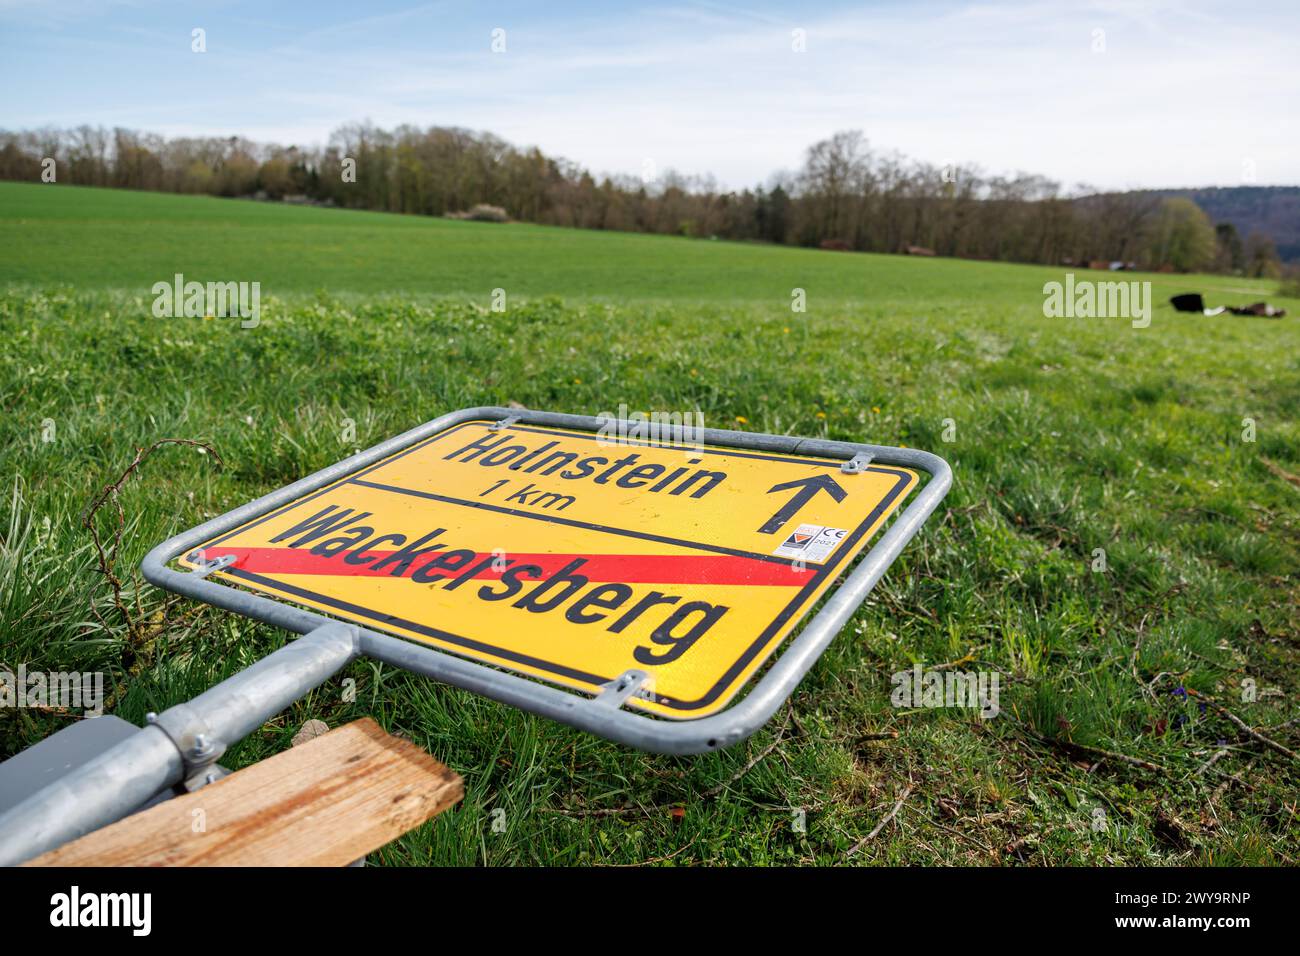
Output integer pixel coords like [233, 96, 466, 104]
[179, 420, 918, 718]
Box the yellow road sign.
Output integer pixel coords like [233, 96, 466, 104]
[179, 420, 918, 718]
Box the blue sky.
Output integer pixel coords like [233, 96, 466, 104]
[2, 0, 1296, 190]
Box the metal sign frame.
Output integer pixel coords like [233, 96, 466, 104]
[143, 406, 951, 754]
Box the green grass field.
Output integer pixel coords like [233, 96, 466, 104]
[2, 180, 1297, 864]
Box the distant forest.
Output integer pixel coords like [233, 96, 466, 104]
[1, 124, 1293, 275]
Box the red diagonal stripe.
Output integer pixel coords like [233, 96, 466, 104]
[199, 547, 808, 586]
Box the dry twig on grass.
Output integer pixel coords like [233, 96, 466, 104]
[1042, 735, 1166, 772]
[847, 782, 913, 856]
[699, 708, 793, 798]
[82, 438, 223, 662]
[1007, 712, 1166, 773]
[1211, 757, 1259, 803]
[1187, 689, 1297, 763]
[1260, 456, 1300, 490]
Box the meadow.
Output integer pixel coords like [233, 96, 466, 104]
[1, 180, 1297, 864]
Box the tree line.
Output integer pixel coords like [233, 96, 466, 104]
[0, 124, 1285, 276]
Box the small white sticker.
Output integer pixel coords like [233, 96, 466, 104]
[772, 524, 848, 563]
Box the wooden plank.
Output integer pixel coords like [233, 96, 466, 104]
[27, 718, 462, 867]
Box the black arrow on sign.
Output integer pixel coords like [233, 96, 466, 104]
[758, 474, 847, 535]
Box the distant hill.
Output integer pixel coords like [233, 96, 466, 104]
[1144, 186, 1300, 263]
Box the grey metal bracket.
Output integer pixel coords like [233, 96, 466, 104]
[179, 764, 230, 793]
[490, 415, 521, 430]
[594, 670, 655, 710]
[841, 451, 873, 473]
[148, 702, 227, 774]
[186, 550, 237, 578]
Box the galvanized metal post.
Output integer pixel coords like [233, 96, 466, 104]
[0, 622, 359, 866]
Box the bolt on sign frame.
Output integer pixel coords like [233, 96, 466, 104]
[0, 407, 949, 865]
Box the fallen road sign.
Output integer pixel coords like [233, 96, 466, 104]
[179, 418, 918, 718]
[147, 407, 951, 752]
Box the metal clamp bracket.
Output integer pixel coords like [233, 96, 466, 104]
[841, 452, 873, 473]
[593, 670, 656, 709]
[186, 550, 237, 578]
[179, 763, 230, 793]
[147, 703, 227, 774]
